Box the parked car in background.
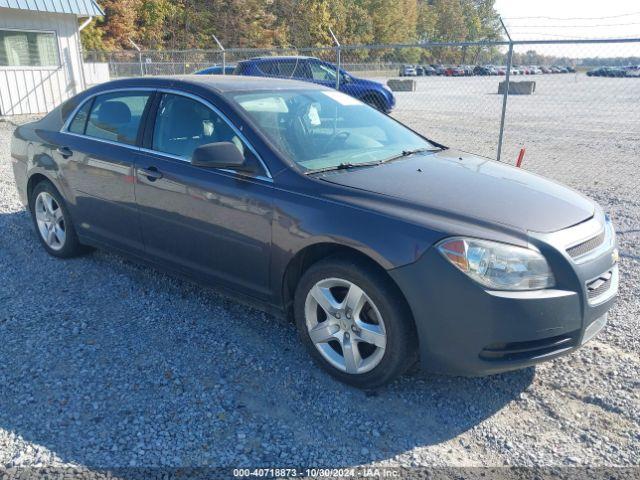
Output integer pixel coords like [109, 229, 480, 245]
[624, 66, 640, 77]
[540, 66, 552, 74]
[431, 64, 446, 75]
[586, 66, 631, 77]
[528, 66, 542, 75]
[444, 66, 466, 76]
[473, 65, 496, 76]
[196, 65, 237, 75]
[417, 65, 438, 76]
[399, 64, 417, 76]
[587, 67, 607, 77]
[234, 56, 396, 113]
[12, 75, 618, 388]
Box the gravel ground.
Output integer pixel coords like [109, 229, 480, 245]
[0, 74, 638, 475]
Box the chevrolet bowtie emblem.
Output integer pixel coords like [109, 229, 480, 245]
[612, 248, 619, 264]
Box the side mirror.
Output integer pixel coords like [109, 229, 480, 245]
[191, 142, 256, 173]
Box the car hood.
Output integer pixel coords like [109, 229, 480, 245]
[351, 77, 385, 88]
[319, 150, 594, 233]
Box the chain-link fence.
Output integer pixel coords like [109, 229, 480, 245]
[84, 39, 640, 166]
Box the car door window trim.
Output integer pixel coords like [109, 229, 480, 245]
[60, 87, 272, 182]
[154, 88, 272, 180]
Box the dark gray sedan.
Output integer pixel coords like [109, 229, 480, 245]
[10, 76, 619, 388]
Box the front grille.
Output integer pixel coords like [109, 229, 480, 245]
[567, 230, 605, 258]
[567, 230, 606, 259]
[586, 271, 613, 299]
[479, 332, 577, 362]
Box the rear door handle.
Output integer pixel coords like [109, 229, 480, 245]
[138, 166, 163, 181]
[56, 146, 73, 158]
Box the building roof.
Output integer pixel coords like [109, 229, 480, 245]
[0, 0, 104, 17]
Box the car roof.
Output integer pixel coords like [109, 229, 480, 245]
[89, 74, 329, 95]
[241, 56, 317, 62]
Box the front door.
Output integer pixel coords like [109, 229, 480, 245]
[134, 92, 273, 298]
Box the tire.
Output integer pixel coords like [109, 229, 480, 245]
[294, 255, 418, 389]
[30, 180, 86, 258]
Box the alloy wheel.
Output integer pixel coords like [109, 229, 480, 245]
[34, 191, 66, 251]
[304, 277, 387, 374]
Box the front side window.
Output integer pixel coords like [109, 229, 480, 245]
[309, 62, 337, 82]
[0, 30, 59, 67]
[152, 93, 245, 160]
[232, 90, 435, 172]
[84, 91, 151, 145]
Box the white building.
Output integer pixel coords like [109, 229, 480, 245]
[0, 0, 103, 115]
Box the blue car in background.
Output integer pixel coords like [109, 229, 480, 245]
[196, 65, 237, 75]
[233, 56, 396, 113]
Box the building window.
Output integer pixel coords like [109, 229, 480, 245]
[0, 30, 60, 67]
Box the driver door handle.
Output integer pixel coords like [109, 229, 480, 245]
[56, 146, 73, 158]
[138, 166, 163, 181]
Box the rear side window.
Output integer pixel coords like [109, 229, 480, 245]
[152, 93, 245, 160]
[68, 99, 93, 134]
[84, 91, 151, 145]
[277, 60, 308, 78]
[257, 61, 279, 76]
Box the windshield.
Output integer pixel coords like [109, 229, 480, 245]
[231, 90, 436, 172]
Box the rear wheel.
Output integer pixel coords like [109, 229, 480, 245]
[294, 256, 417, 389]
[30, 181, 85, 258]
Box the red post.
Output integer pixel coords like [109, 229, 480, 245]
[516, 148, 526, 168]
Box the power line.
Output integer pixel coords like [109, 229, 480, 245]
[510, 32, 640, 40]
[506, 21, 640, 28]
[502, 11, 640, 21]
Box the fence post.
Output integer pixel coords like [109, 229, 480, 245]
[329, 27, 341, 90]
[497, 18, 512, 162]
[212, 35, 226, 75]
[129, 38, 143, 77]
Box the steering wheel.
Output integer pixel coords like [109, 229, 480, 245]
[322, 131, 350, 154]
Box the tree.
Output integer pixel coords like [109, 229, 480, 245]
[97, 0, 142, 49]
[79, 0, 502, 54]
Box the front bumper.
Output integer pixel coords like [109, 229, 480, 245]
[389, 215, 618, 376]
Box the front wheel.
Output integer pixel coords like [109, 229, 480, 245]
[294, 256, 417, 389]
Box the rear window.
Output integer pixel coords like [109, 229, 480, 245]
[68, 99, 92, 134]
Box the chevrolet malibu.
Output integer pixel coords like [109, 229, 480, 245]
[11, 76, 619, 388]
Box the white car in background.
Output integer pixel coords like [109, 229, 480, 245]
[399, 65, 417, 76]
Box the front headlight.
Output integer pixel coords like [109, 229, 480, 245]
[437, 237, 555, 290]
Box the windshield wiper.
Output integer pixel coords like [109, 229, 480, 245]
[380, 147, 441, 163]
[304, 147, 442, 175]
[305, 160, 385, 175]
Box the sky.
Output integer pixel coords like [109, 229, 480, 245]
[493, 0, 640, 57]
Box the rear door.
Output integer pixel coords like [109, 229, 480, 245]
[134, 91, 274, 298]
[57, 89, 154, 252]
